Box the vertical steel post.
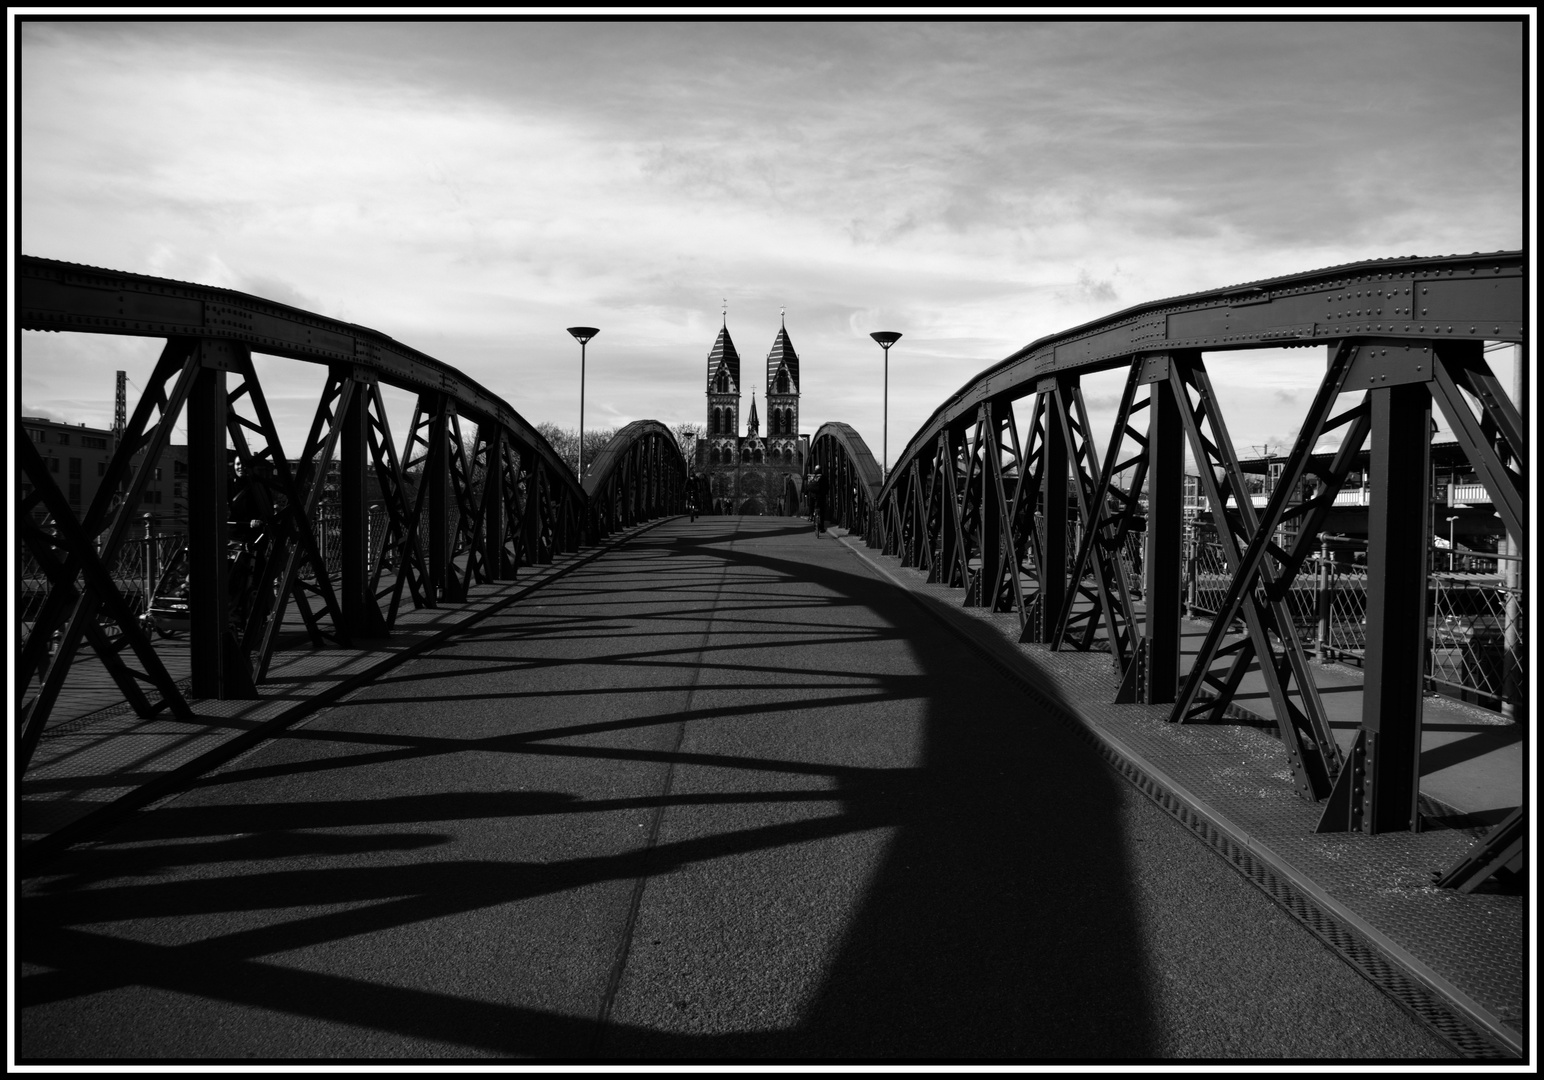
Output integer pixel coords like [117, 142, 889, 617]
[485, 428, 509, 578]
[1361, 382, 1432, 832]
[1037, 384, 1068, 642]
[1316, 543, 1331, 662]
[525, 468, 548, 565]
[978, 406, 1002, 607]
[426, 398, 450, 604]
[186, 348, 241, 697]
[340, 375, 386, 636]
[1145, 374, 1183, 703]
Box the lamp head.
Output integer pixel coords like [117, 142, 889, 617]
[567, 326, 600, 345]
[870, 331, 902, 349]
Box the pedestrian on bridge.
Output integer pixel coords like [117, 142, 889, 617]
[807, 466, 824, 536]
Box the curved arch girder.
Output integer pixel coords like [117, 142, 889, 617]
[15, 255, 684, 769]
[809, 422, 884, 544]
[582, 420, 688, 540]
[832, 251, 1526, 861]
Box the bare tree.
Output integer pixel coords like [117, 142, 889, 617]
[673, 422, 702, 468]
[536, 422, 616, 479]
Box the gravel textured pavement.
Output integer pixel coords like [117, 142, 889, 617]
[18, 516, 1455, 1061]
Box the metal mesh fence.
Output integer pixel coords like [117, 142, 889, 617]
[1183, 537, 1524, 712]
[17, 531, 186, 647]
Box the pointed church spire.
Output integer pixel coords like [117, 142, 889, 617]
[765, 319, 800, 395]
[747, 388, 759, 436]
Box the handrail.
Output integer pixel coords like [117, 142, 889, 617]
[882, 249, 1525, 505]
[19, 254, 581, 498]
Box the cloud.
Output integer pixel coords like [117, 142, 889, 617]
[17, 20, 1524, 468]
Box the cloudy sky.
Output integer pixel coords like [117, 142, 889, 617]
[15, 17, 1526, 468]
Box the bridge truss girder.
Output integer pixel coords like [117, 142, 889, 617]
[17, 257, 686, 776]
[809, 251, 1525, 887]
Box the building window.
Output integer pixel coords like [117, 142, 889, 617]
[82, 435, 107, 449]
[154, 467, 163, 481]
[57, 432, 71, 445]
[69, 458, 81, 478]
[48, 457, 60, 473]
[776, 372, 789, 394]
[174, 460, 188, 477]
[31, 429, 47, 443]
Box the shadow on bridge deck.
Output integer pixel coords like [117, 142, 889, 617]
[16, 517, 1504, 1061]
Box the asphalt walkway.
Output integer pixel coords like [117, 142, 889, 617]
[16, 516, 1522, 1061]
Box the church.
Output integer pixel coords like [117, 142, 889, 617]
[695, 314, 806, 515]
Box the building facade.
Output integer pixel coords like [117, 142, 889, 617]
[695, 318, 807, 515]
[21, 416, 190, 532]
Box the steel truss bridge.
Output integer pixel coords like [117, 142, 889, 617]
[18, 256, 686, 777]
[17, 250, 1526, 894]
[809, 250, 1526, 892]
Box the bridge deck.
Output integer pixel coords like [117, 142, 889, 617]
[18, 517, 1521, 1060]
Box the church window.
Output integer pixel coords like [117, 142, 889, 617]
[776, 371, 789, 394]
[784, 448, 793, 465]
[715, 371, 729, 393]
[754, 447, 763, 464]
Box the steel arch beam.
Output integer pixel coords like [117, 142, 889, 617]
[809, 423, 883, 541]
[835, 251, 1524, 856]
[878, 251, 1522, 500]
[583, 420, 689, 541]
[16, 256, 683, 748]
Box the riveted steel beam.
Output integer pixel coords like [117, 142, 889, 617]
[874, 253, 1521, 510]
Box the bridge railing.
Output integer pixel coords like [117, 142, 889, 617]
[17, 255, 683, 773]
[808, 422, 884, 544]
[582, 420, 687, 541]
[812, 250, 1525, 886]
[1184, 537, 1526, 712]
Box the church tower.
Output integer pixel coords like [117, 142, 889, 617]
[705, 318, 741, 469]
[764, 313, 801, 469]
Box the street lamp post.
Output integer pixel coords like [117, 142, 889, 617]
[870, 331, 902, 478]
[567, 327, 599, 479]
[1445, 514, 1459, 572]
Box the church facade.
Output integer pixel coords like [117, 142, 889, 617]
[695, 317, 807, 515]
